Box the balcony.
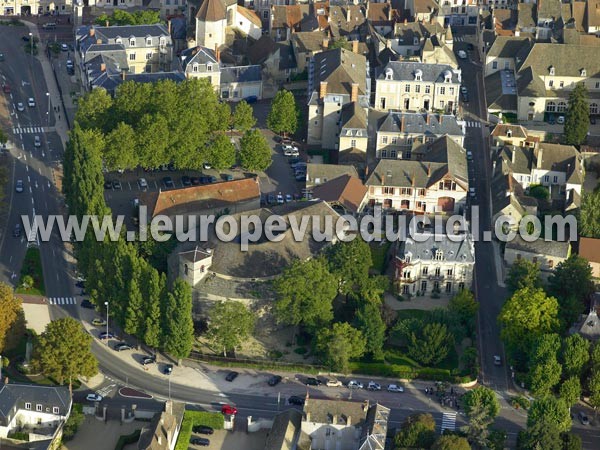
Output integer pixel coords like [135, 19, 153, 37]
[428, 274, 445, 281]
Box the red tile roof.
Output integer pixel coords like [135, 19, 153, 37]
[311, 174, 367, 213]
[580, 237, 600, 264]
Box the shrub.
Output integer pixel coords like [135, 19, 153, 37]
[114, 429, 141, 450]
[7, 431, 29, 441]
[294, 347, 307, 355]
[63, 403, 84, 441]
[511, 396, 531, 410]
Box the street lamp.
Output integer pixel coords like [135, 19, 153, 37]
[29, 32, 33, 56]
[104, 301, 109, 345]
[46, 92, 50, 126]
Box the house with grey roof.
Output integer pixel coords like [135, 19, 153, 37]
[535, 0, 563, 40]
[484, 36, 532, 77]
[220, 65, 262, 101]
[0, 384, 71, 446]
[180, 46, 221, 90]
[339, 102, 368, 153]
[436, 0, 479, 27]
[504, 235, 571, 279]
[530, 142, 584, 197]
[306, 163, 359, 188]
[375, 61, 461, 114]
[307, 47, 370, 149]
[137, 401, 185, 450]
[586, 0, 600, 33]
[394, 231, 475, 297]
[89, 70, 186, 96]
[247, 36, 297, 95]
[516, 3, 537, 37]
[374, 112, 464, 160]
[365, 135, 469, 214]
[290, 32, 330, 73]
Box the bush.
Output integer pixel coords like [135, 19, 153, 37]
[511, 396, 531, 410]
[7, 431, 29, 441]
[175, 411, 224, 450]
[114, 429, 141, 450]
[294, 347, 307, 355]
[63, 403, 84, 441]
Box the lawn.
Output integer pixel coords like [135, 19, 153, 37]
[370, 241, 391, 274]
[15, 247, 45, 296]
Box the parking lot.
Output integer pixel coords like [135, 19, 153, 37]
[189, 429, 269, 450]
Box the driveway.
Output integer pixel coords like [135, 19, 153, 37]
[63, 416, 141, 450]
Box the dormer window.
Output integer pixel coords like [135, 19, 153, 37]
[192, 63, 198, 72]
[435, 250, 443, 261]
[385, 68, 393, 80]
[549, 66, 555, 76]
[36, 404, 43, 412]
[581, 68, 586, 77]
[129, 38, 136, 47]
[443, 70, 452, 83]
[207, 63, 212, 71]
[415, 69, 423, 81]
[53, 407, 60, 414]
[160, 37, 166, 46]
[115, 37, 122, 44]
[146, 37, 152, 46]
[506, 129, 512, 138]
[413, 37, 419, 46]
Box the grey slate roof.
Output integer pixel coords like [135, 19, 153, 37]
[180, 46, 218, 72]
[499, 146, 533, 174]
[485, 71, 518, 112]
[486, 36, 532, 58]
[93, 71, 186, 94]
[291, 31, 328, 53]
[311, 47, 368, 96]
[220, 65, 262, 83]
[92, 24, 169, 39]
[411, 135, 469, 183]
[264, 409, 307, 450]
[0, 384, 71, 426]
[377, 112, 463, 138]
[506, 234, 570, 258]
[307, 163, 359, 186]
[517, 3, 536, 29]
[377, 61, 460, 83]
[535, 143, 583, 184]
[397, 232, 475, 264]
[518, 43, 600, 78]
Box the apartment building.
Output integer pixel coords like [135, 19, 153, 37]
[180, 45, 221, 90]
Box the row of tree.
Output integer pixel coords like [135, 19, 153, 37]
[75, 79, 272, 172]
[63, 121, 195, 359]
[579, 188, 600, 239]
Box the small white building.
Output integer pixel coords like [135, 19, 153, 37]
[178, 248, 213, 287]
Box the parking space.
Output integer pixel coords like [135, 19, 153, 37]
[189, 429, 269, 450]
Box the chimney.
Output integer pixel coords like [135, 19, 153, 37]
[97, 39, 102, 45]
[346, 8, 351, 23]
[351, 82, 358, 102]
[121, 71, 126, 81]
[352, 39, 359, 54]
[306, 412, 311, 422]
[428, 164, 431, 176]
[320, 81, 328, 99]
[387, 5, 392, 21]
[426, 114, 430, 125]
[105, 20, 109, 27]
[537, 147, 543, 169]
[386, 39, 391, 49]
[401, 115, 405, 131]
[362, 400, 370, 412]
[323, 38, 329, 49]
[216, 49, 220, 62]
[439, 116, 443, 124]
[168, 19, 172, 34]
[157, 436, 162, 446]
[511, 149, 516, 164]
[100, 63, 106, 72]
[89, 27, 95, 37]
[333, 415, 338, 424]
[404, 18, 408, 25]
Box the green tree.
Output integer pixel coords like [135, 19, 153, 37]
[327, 239, 372, 295]
[329, 37, 352, 50]
[393, 413, 436, 450]
[0, 282, 26, 352]
[518, 421, 562, 450]
[528, 184, 550, 200]
[548, 256, 594, 327]
[461, 386, 501, 446]
[274, 259, 337, 330]
[0, 128, 7, 144]
[239, 129, 272, 171]
[561, 334, 590, 379]
[354, 302, 386, 359]
[357, 275, 389, 304]
[561, 433, 582, 450]
[232, 100, 256, 132]
[528, 334, 562, 397]
[498, 287, 559, 357]
[103, 121, 138, 170]
[407, 322, 453, 366]
[564, 83, 590, 145]
[124, 277, 144, 337]
[588, 368, 600, 410]
[431, 435, 471, 450]
[32, 317, 98, 392]
[448, 289, 479, 338]
[203, 133, 236, 170]
[559, 376, 581, 409]
[162, 279, 194, 360]
[506, 258, 542, 293]
[142, 268, 164, 349]
[267, 89, 298, 136]
[527, 396, 571, 433]
[579, 191, 600, 238]
[316, 322, 365, 373]
[488, 429, 507, 450]
[96, 9, 161, 26]
[206, 301, 256, 357]
[74, 88, 113, 132]
[62, 404, 84, 441]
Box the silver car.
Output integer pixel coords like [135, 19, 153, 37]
[15, 179, 24, 193]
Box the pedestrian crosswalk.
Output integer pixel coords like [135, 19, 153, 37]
[454, 36, 466, 42]
[441, 412, 457, 432]
[96, 384, 116, 398]
[465, 121, 481, 128]
[13, 126, 45, 135]
[48, 297, 77, 305]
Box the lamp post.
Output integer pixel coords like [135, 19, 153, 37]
[104, 301, 109, 345]
[29, 32, 33, 57]
[46, 92, 50, 126]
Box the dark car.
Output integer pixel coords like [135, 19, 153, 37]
[164, 364, 173, 375]
[112, 180, 122, 190]
[288, 157, 301, 165]
[104, 180, 112, 189]
[163, 176, 175, 189]
[268, 375, 282, 386]
[467, 43, 474, 51]
[267, 193, 275, 204]
[191, 176, 201, 185]
[288, 396, 305, 406]
[199, 176, 211, 184]
[181, 176, 192, 186]
[306, 377, 322, 386]
[461, 92, 469, 103]
[223, 173, 233, 181]
[225, 371, 239, 382]
[190, 437, 210, 446]
[192, 425, 214, 435]
[141, 356, 156, 365]
[244, 95, 258, 103]
[99, 331, 115, 340]
[207, 175, 217, 183]
[81, 299, 95, 309]
[13, 223, 21, 237]
[22, 35, 30, 42]
[75, 280, 85, 289]
[114, 342, 132, 351]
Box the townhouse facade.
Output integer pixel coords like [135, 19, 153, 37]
[180, 45, 221, 90]
[375, 61, 461, 114]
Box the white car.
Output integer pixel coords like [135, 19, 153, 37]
[387, 384, 405, 393]
[34, 136, 41, 147]
[276, 193, 284, 204]
[469, 187, 476, 198]
[367, 381, 381, 391]
[138, 177, 148, 191]
[282, 145, 299, 156]
[466, 150, 473, 161]
[557, 116, 565, 124]
[457, 50, 467, 59]
[86, 393, 103, 402]
[461, 86, 468, 94]
[28, 98, 35, 107]
[326, 379, 342, 387]
[347, 380, 363, 389]
[16, 102, 24, 112]
[493, 355, 502, 366]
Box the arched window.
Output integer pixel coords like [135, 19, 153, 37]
[546, 101, 556, 112]
[590, 103, 599, 114]
[557, 102, 567, 112]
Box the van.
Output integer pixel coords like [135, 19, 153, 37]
[42, 23, 57, 29]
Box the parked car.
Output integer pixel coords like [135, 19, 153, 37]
[191, 176, 201, 185]
[81, 299, 95, 309]
[163, 176, 175, 188]
[0, 52, 4, 61]
[578, 411, 590, 425]
[326, 379, 342, 387]
[223, 173, 233, 181]
[267, 193, 275, 204]
[104, 180, 113, 189]
[462, 92, 469, 103]
[192, 425, 214, 435]
[86, 393, 103, 402]
[347, 380, 363, 389]
[268, 375, 282, 386]
[285, 194, 293, 203]
[181, 176, 192, 186]
[283, 147, 300, 157]
[99, 332, 115, 340]
[244, 95, 258, 103]
[387, 384, 405, 393]
[3, 83, 10, 93]
[221, 404, 238, 415]
[557, 115, 565, 124]
[306, 377, 322, 386]
[13, 223, 21, 237]
[34, 136, 41, 147]
[112, 180, 122, 190]
[469, 187, 476, 198]
[367, 381, 381, 391]
[277, 193, 284, 204]
[60, 43, 68, 51]
[460, 86, 468, 94]
[163, 364, 173, 375]
[190, 437, 210, 446]
[457, 50, 467, 59]
[225, 371, 239, 382]
[28, 97, 35, 107]
[138, 177, 148, 191]
[203, 162, 212, 170]
[141, 356, 156, 366]
[16, 102, 24, 111]
[467, 43, 474, 51]
[288, 396, 305, 406]
[493, 355, 502, 366]
[114, 342, 132, 351]
[66, 59, 74, 69]
[15, 179, 23, 193]
[466, 150, 473, 161]
[91, 318, 107, 326]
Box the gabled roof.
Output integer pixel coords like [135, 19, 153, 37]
[237, 5, 262, 27]
[328, 5, 366, 37]
[517, 3, 536, 29]
[196, 0, 232, 22]
[411, 135, 469, 184]
[264, 409, 306, 450]
[0, 384, 71, 424]
[587, 0, 600, 28]
[561, 1, 586, 32]
[271, 4, 317, 31]
[486, 36, 532, 58]
[247, 35, 277, 65]
[537, 0, 562, 20]
[518, 43, 600, 78]
[492, 123, 529, 139]
[311, 174, 368, 214]
[307, 163, 359, 186]
[506, 234, 570, 259]
[377, 61, 460, 83]
[378, 112, 463, 137]
[516, 66, 547, 97]
[220, 65, 262, 83]
[340, 102, 367, 130]
[312, 48, 368, 96]
[535, 142, 583, 185]
[291, 31, 329, 53]
[180, 46, 218, 72]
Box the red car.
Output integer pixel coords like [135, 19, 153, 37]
[2, 84, 10, 94]
[221, 404, 237, 415]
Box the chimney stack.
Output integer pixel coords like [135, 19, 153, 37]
[439, 116, 443, 124]
[105, 20, 109, 27]
[426, 114, 430, 125]
[100, 63, 106, 72]
[511, 148, 516, 164]
[121, 71, 126, 81]
[428, 163, 431, 176]
[352, 39, 359, 54]
[386, 39, 391, 49]
[90, 27, 95, 37]
[346, 7, 351, 23]
[387, 5, 392, 21]
[323, 38, 329, 49]
[168, 19, 172, 34]
[401, 114, 405, 132]
[320, 81, 328, 99]
[351, 82, 358, 102]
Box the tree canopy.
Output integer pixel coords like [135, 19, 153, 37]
[0, 282, 26, 352]
[431, 435, 471, 450]
[548, 255, 594, 326]
[267, 89, 298, 135]
[205, 133, 236, 170]
[564, 83, 590, 145]
[206, 301, 256, 357]
[393, 413, 437, 450]
[232, 100, 256, 132]
[316, 322, 365, 373]
[239, 129, 272, 171]
[527, 334, 562, 397]
[559, 376, 582, 408]
[96, 9, 161, 26]
[406, 322, 453, 366]
[462, 386, 500, 447]
[327, 239, 372, 295]
[561, 334, 590, 379]
[162, 279, 195, 359]
[448, 289, 479, 339]
[527, 396, 571, 433]
[354, 302, 386, 359]
[579, 190, 600, 238]
[506, 258, 542, 293]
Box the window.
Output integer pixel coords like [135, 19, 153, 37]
[350, 139, 357, 147]
[591, 103, 599, 114]
[146, 52, 152, 60]
[420, 280, 427, 292]
[192, 64, 198, 73]
[405, 84, 410, 93]
[447, 268, 453, 276]
[435, 267, 441, 276]
[559, 81, 564, 88]
[418, 188, 426, 196]
[383, 187, 395, 195]
[546, 101, 556, 112]
[439, 86, 445, 95]
[391, 136, 398, 144]
[53, 407, 60, 414]
[445, 282, 452, 293]
[404, 151, 412, 159]
[415, 85, 421, 93]
[557, 102, 567, 112]
[402, 285, 410, 294]
[492, 61, 498, 69]
[553, 175, 558, 183]
[25, 403, 31, 410]
[160, 37, 166, 47]
[516, 253, 522, 260]
[425, 85, 431, 94]
[549, 66, 555, 75]
[422, 267, 428, 275]
[403, 270, 411, 279]
[390, 149, 397, 158]
[449, 87, 454, 95]
[207, 64, 212, 71]
[36, 404, 43, 412]
[543, 175, 549, 182]
[504, 61, 510, 70]
[458, 282, 465, 291]
[129, 38, 135, 46]
[549, 80, 554, 87]
[382, 136, 388, 144]
[435, 250, 443, 261]
[581, 69, 586, 76]
[146, 37, 152, 46]
[439, 100, 445, 108]
[129, 53, 136, 61]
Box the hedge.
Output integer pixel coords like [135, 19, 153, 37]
[114, 429, 141, 450]
[174, 411, 224, 450]
[347, 362, 475, 384]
